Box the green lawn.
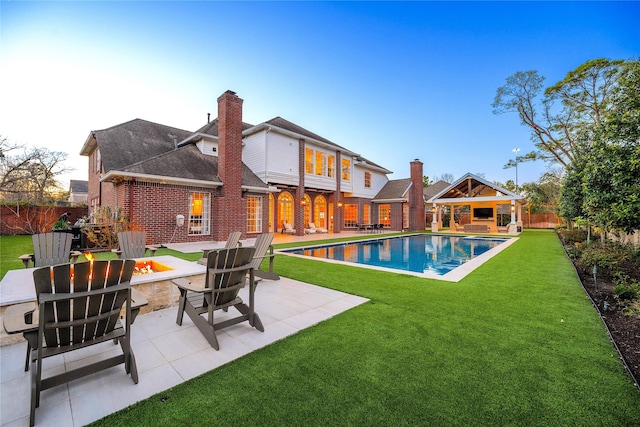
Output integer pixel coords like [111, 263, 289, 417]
[2, 231, 639, 425]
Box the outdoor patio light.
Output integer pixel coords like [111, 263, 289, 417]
[511, 205, 515, 212]
[337, 202, 343, 208]
[431, 206, 436, 213]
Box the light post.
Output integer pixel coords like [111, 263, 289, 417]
[512, 147, 520, 192]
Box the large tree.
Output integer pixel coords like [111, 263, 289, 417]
[0, 137, 72, 203]
[493, 58, 624, 167]
[520, 171, 562, 214]
[580, 60, 640, 234]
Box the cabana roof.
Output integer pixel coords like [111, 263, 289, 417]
[426, 172, 524, 204]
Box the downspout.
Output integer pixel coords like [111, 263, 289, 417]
[129, 177, 136, 227]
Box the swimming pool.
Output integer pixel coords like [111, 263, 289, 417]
[281, 234, 516, 281]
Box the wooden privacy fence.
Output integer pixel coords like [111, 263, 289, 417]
[425, 212, 562, 229]
[521, 213, 562, 229]
[0, 205, 88, 235]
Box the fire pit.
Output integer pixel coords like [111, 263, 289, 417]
[133, 260, 174, 276]
[65, 254, 204, 314]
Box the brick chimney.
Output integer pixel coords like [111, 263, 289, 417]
[214, 90, 246, 240]
[409, 159, 425, 231]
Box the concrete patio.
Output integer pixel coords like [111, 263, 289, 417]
[0, 231, 382, 426]
[0, 275, 368, 426]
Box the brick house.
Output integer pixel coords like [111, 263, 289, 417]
[80, 90, 426, 244]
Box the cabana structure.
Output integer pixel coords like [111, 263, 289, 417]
[427, 173, 524, 235]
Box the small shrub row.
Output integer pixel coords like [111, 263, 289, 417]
[613, 273, 640, 317]
[562, 235, 640, 316]
[573, 240, 639, 280]
[557, 228, 590, 246]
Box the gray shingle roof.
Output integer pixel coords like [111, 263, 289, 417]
[263, 117, 390, 173]
[95, 119, 192, 172]
[423, 180, 450, 199]
[69, 180, 88, 193]
[95, 119, 267, 189]
[374, 178, 412, 200]
[265, 116, 335, 145]
[193, 118, 254, 136]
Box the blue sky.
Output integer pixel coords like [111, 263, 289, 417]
[1, 1, 638, 189]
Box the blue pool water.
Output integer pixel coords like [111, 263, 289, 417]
[283, 234, 509, 276]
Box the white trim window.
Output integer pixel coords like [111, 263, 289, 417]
[246, 196, 263, 233]
[328, 155, 335, 178]
[341, 159, 351, 181]
[188, 192, 211, 235]
[364, 171, 371, 188]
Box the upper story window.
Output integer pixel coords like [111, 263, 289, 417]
[305, 148, 314, 174]
[342, 159, 351, 181]
[364, 171, 371, 188]
[315, 151, 326, 176]
[304, 148, 335, 179]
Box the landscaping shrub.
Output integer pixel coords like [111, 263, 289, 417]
[557, 228, 588, 246]
[576, 240, 638, 280]
[82, 205, 129, 250]
[613, 273, 640, 317]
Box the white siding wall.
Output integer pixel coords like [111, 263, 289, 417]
[349, 165, 388, 198]
[265, 132, 299, 186]
[242, 132, 267, 182]
[241, 129, 390, 196]
[197, 139, 218, 157]
[371, 171, 388, 194]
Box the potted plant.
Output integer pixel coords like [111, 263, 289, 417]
[52, 218, 70, 231]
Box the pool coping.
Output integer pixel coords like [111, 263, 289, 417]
[277, 234, 519, 282]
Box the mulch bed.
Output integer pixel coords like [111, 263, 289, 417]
[571, 262, 640, 389]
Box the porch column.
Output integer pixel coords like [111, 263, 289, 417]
[431, 203, 438, 232]
[334, 151, 342, 233]
[296, 139, 305, 236]
[449, 204, 456, 229]
[510, 200, 516, 224]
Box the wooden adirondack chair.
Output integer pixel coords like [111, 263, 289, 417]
[199, 231, 242, 265]
[173, 247, 263, 350]
[28, 260, 139, 426]
[18, 232, 82, 268]
[249, 233, 279, 281]
[113, 231, 157, 259]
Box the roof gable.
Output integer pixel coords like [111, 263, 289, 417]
[427, 173, 522, 202]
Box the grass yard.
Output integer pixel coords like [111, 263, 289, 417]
[2, 231, 639, 425]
